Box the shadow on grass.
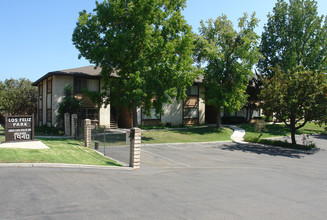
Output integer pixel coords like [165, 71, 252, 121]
[221, 142, 319, 159]
[141, 137, 154, 142]
[164, 127, 227, 135]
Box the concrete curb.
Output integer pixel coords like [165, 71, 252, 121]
[0, 163, 134, 170]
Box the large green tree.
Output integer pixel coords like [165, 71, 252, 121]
[72, 0, 197, 127]
[260, 67, 327, 145]
[258, 0, 327, 77]
[0, 78, 37, 116]
[195, 13, 261, 128]
[56, 85, 82, 128]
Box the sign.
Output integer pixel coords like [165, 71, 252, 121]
[5, 115, 34, 142]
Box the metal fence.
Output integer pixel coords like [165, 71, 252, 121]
[91, 126, 130, 166]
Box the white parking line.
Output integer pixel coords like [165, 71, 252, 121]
[141, 149, 191, 168]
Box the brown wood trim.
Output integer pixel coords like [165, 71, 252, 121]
[46, 77, 52, 125]
[183, 85, 200, 125]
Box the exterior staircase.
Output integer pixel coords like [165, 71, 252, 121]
[110, 117, 118, 129]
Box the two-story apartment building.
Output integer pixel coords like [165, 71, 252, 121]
[32, 66, 205, 128]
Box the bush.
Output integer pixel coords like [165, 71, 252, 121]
[244, 137, 315, 150]
[139, 123, 185, 130]
[35, 125, 64, 136]
[221, 116, 247, 124]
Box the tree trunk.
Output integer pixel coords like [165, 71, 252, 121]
[249, 106, 254, 121]
[216, 108, 222, 129]
[290, 116, 296, 145]
[246, 106, 249, 122]
[132, 101, 138, 128]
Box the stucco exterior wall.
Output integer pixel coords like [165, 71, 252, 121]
[51, 75, 74, 126]
[199, 85, 205, 124]
[161, 99, 183, 126]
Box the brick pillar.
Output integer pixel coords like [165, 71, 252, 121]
[71, 114, 78, 139]
[64, 113, 70, 136]
[84, 119, 91, 147]
[129, 127, 141, 169]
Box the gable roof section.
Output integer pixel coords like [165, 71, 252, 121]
[32, 65, 203, 86]
[32, 66, 105, 86]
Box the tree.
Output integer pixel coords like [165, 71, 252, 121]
[195, 13, 261, 128]
[72, 0, 197, 127]
[56, 85, 82, 128]
[245, 73, 262, 122]
[258, 0, 327, 78]
[260, 67, 327, 145]
[0, 78, 37, 116]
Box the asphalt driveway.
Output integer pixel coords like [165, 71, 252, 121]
[0, 135, 326, 219]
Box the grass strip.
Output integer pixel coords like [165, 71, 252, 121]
[0, 137, 121, 166]
[240, 122, 326, 140]
[141, 127, 232, 144]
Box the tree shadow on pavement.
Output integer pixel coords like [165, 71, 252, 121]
[221, 142, 320, 159]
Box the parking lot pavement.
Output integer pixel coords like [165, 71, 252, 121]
[139, 137, 325, 170]
[1, 135, 327, 219]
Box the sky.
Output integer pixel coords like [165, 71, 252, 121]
[0, 0, 327, 82]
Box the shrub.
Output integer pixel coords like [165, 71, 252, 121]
[254, 119, 266, 138]
[35, 125, 64, 136]
[221, 116, 247, 124]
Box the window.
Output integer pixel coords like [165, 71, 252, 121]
[87, 79, 99, 92]
[75, 78, 99, 93]
[186, 86, 198, 96]
[38, 83, 43, 124]
[38, 109, 43, 125]
[80, 108, 99, 121]
[142, 108, 160, 120]
[183, 108, 198, 119]
[47, 76, 52, 93]
[46, 77, 52, 124]
[183, 85, 199, 125]
[47, 109, 52, 122]
[39, 83, 43, 95]
[75, 78, 87, 93]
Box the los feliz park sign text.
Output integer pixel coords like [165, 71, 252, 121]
[5, 115, 34, 142]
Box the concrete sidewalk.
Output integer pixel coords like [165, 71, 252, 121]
[226, 125, 246, 143]
[0, 140, 49, 149]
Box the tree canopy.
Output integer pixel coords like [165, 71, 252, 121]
[258, 0, 327, 77]
[260, 67, 327, 145]
[72, 0, 197, 127]
[0, 78, 37, 117]
[195, 13, 261, 128]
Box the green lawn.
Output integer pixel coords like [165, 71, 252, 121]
[0, 135, 121, 166]
[240, 122, 326, 139]
[91, 126, 232, 146]
[142, 127, 232, 144]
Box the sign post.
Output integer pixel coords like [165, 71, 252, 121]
[5, 115, 34, 142]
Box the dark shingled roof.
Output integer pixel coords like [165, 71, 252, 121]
[32, 65, 203, 86]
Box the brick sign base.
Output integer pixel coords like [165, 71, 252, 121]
[5, 115, 34, 142]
